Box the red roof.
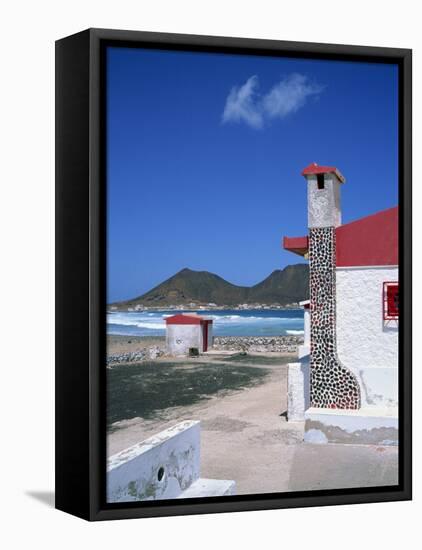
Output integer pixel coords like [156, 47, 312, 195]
[283, 206, 398, 267]
[336, 206, 398, 267]
[165, 313, 212, 325]
[301, 163, 346, 183]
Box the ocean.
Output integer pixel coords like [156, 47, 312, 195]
[107, 309, 304, 338]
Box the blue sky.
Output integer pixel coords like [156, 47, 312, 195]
[107, 46, 398, 302]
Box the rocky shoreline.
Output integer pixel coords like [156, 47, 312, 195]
[106, 335, 303, 366]
[107, 345, 165, 367]
[213, 335, 303, 353]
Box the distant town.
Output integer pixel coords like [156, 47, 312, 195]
[108, 301, 302, 313]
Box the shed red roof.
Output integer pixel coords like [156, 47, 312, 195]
[283, 206, 398, 267]
[165, 313, 213, 325]
[301, 163, 346, 183]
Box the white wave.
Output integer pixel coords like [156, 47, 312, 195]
[108, 322, 165, 330]
[107, 310, 304, 337]
[208, 314, 241, 321]
[107, 313, 164, 327]
[222, 315, 241, 320]
[134, 322, 166, 330]
[108, 312, 303, 325]
[211, 315, 303, 324]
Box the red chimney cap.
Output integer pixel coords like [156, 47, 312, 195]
[301, 163, 346, 183]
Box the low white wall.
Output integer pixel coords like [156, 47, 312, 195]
[107, 421, 200, 502]
[107, 420, 236, 502]
[336, 266, 398, 408]
[304, 406, 398, 445]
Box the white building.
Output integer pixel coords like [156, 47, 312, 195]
[284, 163, 398, 444]
[165, 313, 213, 356]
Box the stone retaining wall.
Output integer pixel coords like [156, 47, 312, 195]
[107, 346, 165, 367]
[107, 336, 304, 366]
[213, 336, 303, 353]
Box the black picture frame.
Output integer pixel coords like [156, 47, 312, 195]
[55, 28, 412, 521]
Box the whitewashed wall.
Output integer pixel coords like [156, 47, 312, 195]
[107, 421, 235, 502]
[304, 308, 310, 347]
[298, 307, 310, 359]
[166, 324, 203, 355]
[107, 421, 201, 502]
[287, 355, 310, 421]
[336, 266, 398, 408]
[307, 173, 342, 228]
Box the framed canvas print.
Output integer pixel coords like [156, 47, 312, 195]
[55, 28, 412, 521]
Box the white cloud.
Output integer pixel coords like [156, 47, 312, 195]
[262, 74, 324, 119]
[222, 73, 324, 129]
[222, 75, 264, 129]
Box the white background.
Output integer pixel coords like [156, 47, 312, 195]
[0, 1, 419, 548]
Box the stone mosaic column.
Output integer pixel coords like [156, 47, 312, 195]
[309, 227, 360, 409]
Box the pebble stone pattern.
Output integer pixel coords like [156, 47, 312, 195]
[309, 227, 361, 409]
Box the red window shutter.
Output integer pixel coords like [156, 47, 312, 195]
[388, 285, 399, 316]
[383, 282, 399, 320]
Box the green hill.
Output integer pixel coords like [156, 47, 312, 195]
[111, 264, 309, 308]
[249, 264, 309, 305]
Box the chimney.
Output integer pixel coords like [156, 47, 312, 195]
[301, 163, 345, 229]
[301, 162, 360, 410]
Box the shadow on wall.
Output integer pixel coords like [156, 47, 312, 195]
[383, 321, 399, 333]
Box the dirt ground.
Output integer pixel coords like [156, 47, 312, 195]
[107, 353, 398, 495]
[108, 334, 165, 355]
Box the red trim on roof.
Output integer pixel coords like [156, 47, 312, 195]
[301, 163, 346, 183]
[283, 206, 398, 267]
[165, 314, 213, 325]
[283, 236, 309, 257]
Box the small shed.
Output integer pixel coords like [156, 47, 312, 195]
[165, 313, 213, 356]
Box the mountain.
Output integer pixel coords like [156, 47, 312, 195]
[249, 264, 309, 305]
[111, 264, 309, 309]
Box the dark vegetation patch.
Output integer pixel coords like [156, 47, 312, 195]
[107, 361, 270, 428]
[223, 353, 291, 366]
